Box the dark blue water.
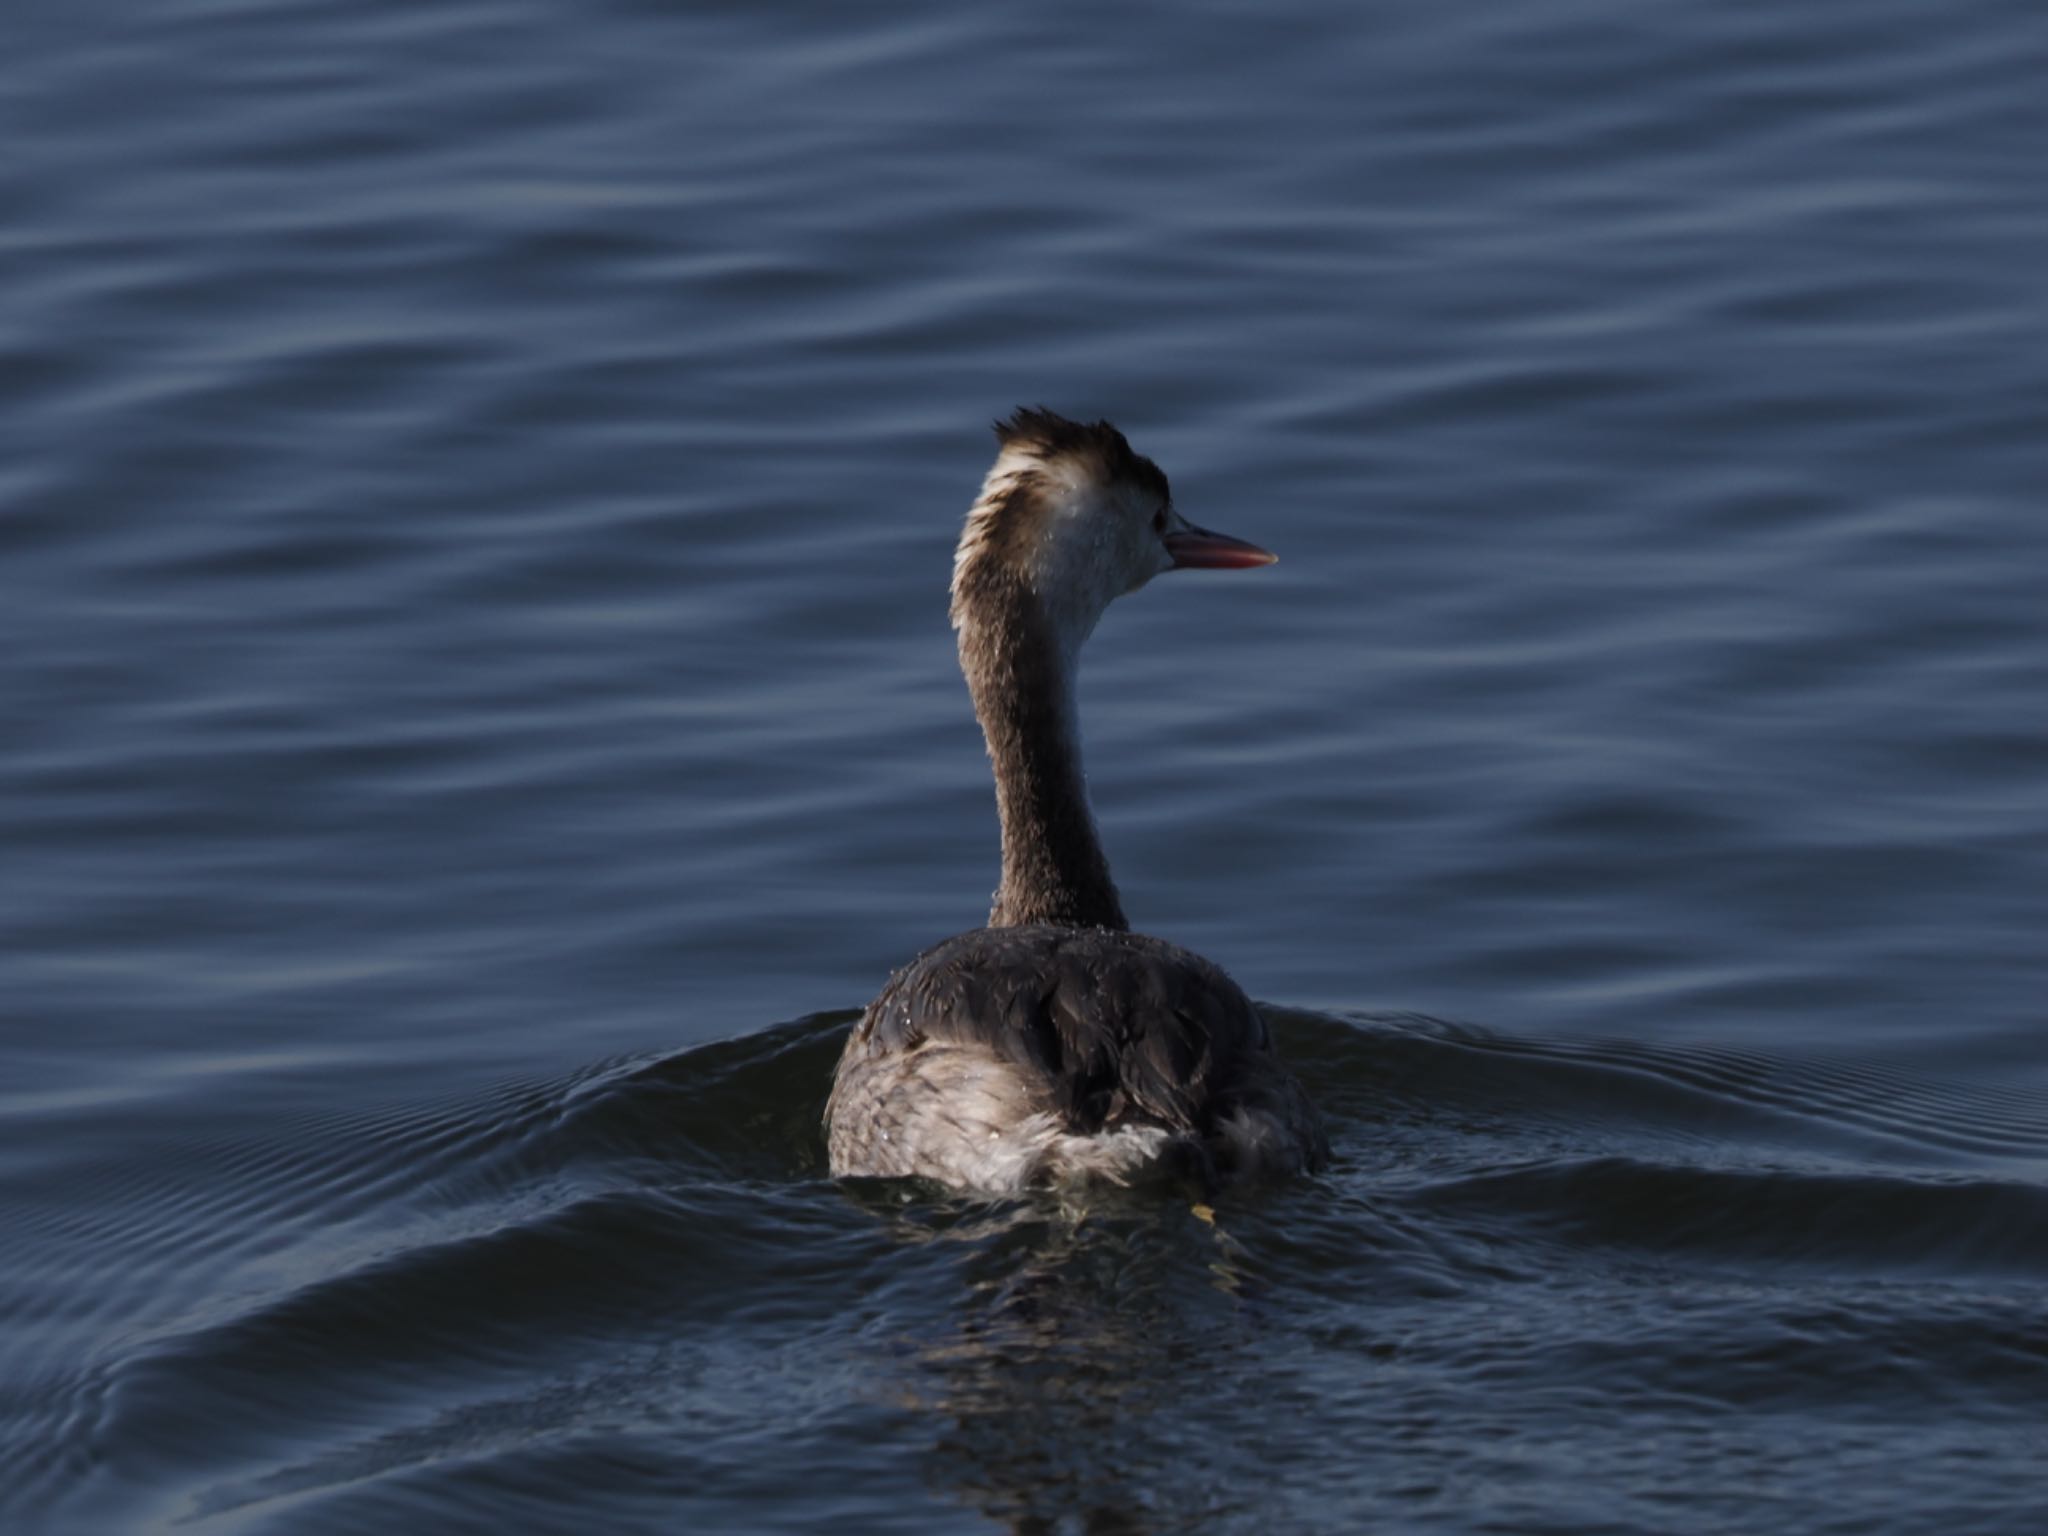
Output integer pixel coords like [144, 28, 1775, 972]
[6, 1, 2048, 1531]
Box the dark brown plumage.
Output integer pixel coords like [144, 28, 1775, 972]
[950, 559, 1126, 930]
[992, 407, 1173, 510]
[824, 410, 1325, 1193]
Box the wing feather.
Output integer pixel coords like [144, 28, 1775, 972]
[846, 924, 1274, 1138]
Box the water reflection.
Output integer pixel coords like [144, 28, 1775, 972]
[879, 1199, 1260, 1534]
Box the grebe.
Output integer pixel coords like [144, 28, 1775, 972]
[825, 409, 1327, 1194]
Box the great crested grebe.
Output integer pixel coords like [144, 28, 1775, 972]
[825, 409, 1327, 1194]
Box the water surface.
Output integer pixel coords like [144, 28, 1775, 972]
[5, 1, 2047, 1531]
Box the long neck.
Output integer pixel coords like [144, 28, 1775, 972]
[955, 567, 1127, 931]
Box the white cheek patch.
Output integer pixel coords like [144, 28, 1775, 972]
[955, 444, 1157, 665]
[1029, 481, 1127, 665]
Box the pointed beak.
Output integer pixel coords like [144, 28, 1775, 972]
[1162, 523, 1277, 571]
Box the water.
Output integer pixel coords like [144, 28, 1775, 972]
[5, 1, 2047, 1530]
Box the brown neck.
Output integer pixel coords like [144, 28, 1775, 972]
[954, 564, 1127, 931]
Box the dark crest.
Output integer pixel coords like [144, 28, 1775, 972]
[992, 407, 1172, 508]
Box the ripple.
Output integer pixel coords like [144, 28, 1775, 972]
[10, 1004, 2048, 1533]
[1289, 1011, 2048, 1169]
[8, 0, 2048, 1530]
[1411, 1156, 2048, 1276]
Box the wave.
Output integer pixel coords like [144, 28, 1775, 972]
[11, 1002, 2048, 1534]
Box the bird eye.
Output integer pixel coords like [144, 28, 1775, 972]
[1152, 508, 1169, 534]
